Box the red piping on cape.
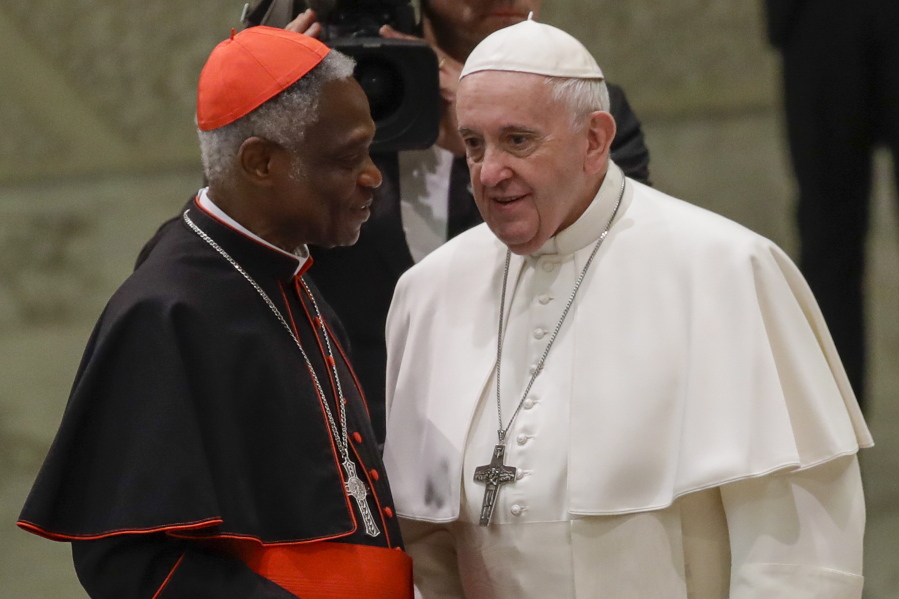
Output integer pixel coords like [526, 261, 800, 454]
[295, 280, 393, 546]
[151, 554, 184, 599]
[278, 281, 358, 533]
[19, 515, 363, 547]
[16, 517, 223, 543]
[299, 276, 373, 419]
[295, 280, 354, 433]
[167, 527, 355, 546]
[324, 319, 372, 418]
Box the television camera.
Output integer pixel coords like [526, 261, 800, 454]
[242, 0, 440, 154]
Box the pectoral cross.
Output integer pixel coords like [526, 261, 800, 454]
[473, 444, 518, 526]
[343, 460, 380, 537]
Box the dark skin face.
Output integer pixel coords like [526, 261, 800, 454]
[214, 77, 381, 251]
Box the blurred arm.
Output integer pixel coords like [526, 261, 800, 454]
[606, 83, 651, 185]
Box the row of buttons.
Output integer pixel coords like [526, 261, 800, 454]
[506, 278, 554, 522]
[351, 431, 394, 520]
[511, 394, 535, 515]
[353, 433, 383, 481]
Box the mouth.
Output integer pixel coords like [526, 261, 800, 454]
[491, 193, 528, 205]
[355, 197, 373, 218]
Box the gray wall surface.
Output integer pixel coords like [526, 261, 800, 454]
[1, 1, 897, 596]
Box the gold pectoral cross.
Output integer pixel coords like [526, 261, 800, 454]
[473, 444, 518, 526]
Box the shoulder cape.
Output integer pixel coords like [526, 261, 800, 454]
[383, 176, 872, 522]
[19, 206, 400, 545]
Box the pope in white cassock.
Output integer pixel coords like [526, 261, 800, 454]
[382, 17, 873, 599]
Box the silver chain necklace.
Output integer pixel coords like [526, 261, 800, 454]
[183, 210, 380, 537]
[473, 177, 626, 526]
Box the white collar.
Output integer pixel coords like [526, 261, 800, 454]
[533, 161, 625, 257]
[197, 188, 309, 277]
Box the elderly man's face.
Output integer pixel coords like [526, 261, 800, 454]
[271, 77, 381, 249]
[425, 0, 542, 59]
[457, 71, 608, 255]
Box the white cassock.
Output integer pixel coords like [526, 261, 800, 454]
[383, 162, 873, 599]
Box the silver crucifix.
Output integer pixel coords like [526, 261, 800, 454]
[343, 460, 381, 537]
[473, 444, 518, 526]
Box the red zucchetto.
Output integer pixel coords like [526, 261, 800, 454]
[197, 26, 331, 131]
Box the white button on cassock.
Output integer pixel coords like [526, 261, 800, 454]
[510, 504, 523, 516]
[542, 262, 555, 272]
[516, 434, 529, 445]
[533, 328, 546, 339]
[522, 398, 535, 409]
[538, 294, 552, 305]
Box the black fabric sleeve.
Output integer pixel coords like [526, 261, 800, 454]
[72, 534, 300, 599]
[607, 83, 652, 186]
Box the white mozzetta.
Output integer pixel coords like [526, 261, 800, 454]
[383, 162, 871, 522]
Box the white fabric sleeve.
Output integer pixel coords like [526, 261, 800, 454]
[720, 455, 865, 599]
[399, 518, 465, 599]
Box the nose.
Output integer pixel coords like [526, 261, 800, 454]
[359, 155, 383, 189]
[478, 146, 512, 188]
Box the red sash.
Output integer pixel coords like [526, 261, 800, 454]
[214, 539, 413, 599]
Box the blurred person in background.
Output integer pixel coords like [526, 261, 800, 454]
[764, 0, 899, 413]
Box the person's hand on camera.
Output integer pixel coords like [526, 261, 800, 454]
[380, 21, 466, 157]
[285, 9, 323, 38]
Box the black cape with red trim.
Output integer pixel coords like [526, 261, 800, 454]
[18, 201, 402, 547]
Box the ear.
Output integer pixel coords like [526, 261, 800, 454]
[583, 111, 616, 175]
[237, 137, 283, 186]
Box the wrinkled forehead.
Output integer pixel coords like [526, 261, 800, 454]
[457, 71, 566, 130]
[458, 70, 553, 105]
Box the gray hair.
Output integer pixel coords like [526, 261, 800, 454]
[544, 77, 610, 131]
[198, 50, 357, 185]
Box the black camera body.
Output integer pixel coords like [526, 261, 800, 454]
[243, 0, 440, 154]
[314, 0, 418, 38]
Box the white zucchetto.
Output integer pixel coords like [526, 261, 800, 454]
[460, 16, 604, 81]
